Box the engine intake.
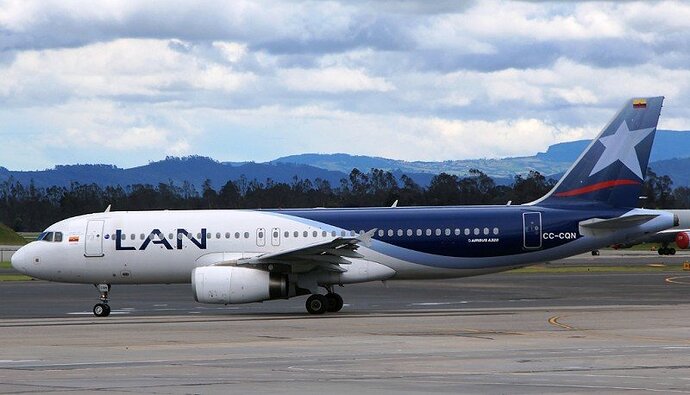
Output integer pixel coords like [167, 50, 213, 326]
[192, 266, 288, 304]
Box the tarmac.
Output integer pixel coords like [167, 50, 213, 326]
[1, 251, 689, 393]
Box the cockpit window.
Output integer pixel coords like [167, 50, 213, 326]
[37, 231, 63, 242]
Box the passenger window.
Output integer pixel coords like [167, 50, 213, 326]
[435, 229, 441, 236]
[331, 231, 336, 237]
[284, 231, 289, 238]
[407, 229, 413, 236]
[464, 228, 470, 236]
[303, 231, 308, 238]
[244, 232, 250, 239]
[322, 231, 327, 237]
[483, 227, 489, 235]
[454, 229, 461, 236]
[130, 234, 135, 240]
[445, 229, 451, 236]
[168, 233, 173, 240]
[493, 227, 499, 235]
[225, 232, 231, 239]
[387, 229, 394, 237]
[416, 229, 422, 236]
[426, 229, 432, 236]
[313, 231, 318, 237]
[378, 230, 384, 237]
[294, 231, 299, 238]
[474, 228, 480, 235]
[235, 232, 240, 239]
[397, 229, 403, 237]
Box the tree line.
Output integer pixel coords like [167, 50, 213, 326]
[1, 168, 688, 231]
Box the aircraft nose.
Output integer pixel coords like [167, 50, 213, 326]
[10, 246, 29, 275]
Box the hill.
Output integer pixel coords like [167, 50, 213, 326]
[0, 130, 688, 189]
[0, 223, 27, 245]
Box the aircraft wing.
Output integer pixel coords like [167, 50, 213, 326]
[235, 229, 376, 272]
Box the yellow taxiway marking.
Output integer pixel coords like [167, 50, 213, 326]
[548, 315, 575, 330]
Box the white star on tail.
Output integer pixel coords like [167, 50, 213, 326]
[588, 121, 654, 179]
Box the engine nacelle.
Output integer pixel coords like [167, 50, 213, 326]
[192, 266, 288, 304]
[676, 232, 690, 250]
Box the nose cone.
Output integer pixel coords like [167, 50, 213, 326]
[10, 246, 29, 275]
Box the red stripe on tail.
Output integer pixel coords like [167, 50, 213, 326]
[554, 179, 641, 197]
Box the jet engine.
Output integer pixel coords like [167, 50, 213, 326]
[676, 232, 690, 250]
[192, 266, 288, 304]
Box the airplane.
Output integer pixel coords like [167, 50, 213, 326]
[11, 97, 678, 316]
[610, 209, 690, 255]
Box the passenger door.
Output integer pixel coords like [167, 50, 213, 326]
[522, 212, 542, 250]
[85, 220, 105, 257]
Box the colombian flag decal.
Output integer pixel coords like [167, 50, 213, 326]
[633, 99, 647, 109]
[68, 235, 79, 242]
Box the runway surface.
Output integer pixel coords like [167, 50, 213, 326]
[1, 252, 690, 393]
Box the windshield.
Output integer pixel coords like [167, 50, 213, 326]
[37, 231, 63, 242]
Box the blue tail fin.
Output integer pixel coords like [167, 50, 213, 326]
[535, 96, 664, 208]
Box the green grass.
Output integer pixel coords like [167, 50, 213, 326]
[0, 274, 32, 281]
[0, 261, 11, 269]
[0, 223, 26, 245]
[18, 232, 40, 243]
[511, 264, 685, 274]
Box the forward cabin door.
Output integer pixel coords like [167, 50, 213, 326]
[522, 212, 542, 250]
[85, 220, 105, 257]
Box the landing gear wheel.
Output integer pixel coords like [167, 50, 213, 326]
[93, 303, 110, 317]
[591, 250, 600, 256]
[670, 248, 676, 255]
[93, 283, 111, 317]
[306, 294, 328, 315]
[658, 248, 667, 255]
[325, 293, 344, 312]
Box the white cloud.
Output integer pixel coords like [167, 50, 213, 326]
[1, 0, 690, 171]
[279, 67, 394, 93]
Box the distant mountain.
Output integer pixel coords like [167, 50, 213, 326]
[273, 130, 690, 182]
[0, 157, 349, 190]
[0, 130, 688, 190]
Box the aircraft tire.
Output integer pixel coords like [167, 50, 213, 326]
[325, 293, 344, 312]
[306, 294, 327, 315]
[93, 303, 110, 317]
[670, 248, 676, 255]
[658, 248, 667, 255]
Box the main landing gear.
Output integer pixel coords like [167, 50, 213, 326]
[658, 245, 676, 255]
[305, 287, 344, 315]
[93, 283, 111, 317]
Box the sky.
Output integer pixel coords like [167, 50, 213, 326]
[2, 0, 690, 171]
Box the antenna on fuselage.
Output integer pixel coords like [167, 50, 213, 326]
[104, 204, 111, 213]
[390, 200, 399, 208]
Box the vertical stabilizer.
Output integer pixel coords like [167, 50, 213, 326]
[534, 97, 664, 208]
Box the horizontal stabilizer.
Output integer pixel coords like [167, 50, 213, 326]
[579, 214, 658, 237]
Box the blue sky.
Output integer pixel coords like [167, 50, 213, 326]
[1, 0, 690, 170]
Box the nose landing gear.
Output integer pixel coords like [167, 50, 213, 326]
[93, 283, 111, 317]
